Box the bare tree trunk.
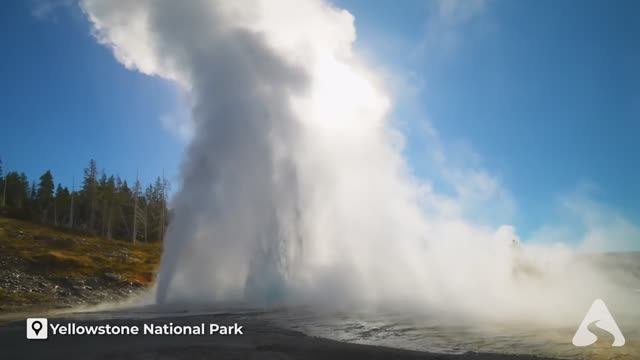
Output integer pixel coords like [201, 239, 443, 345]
[41, 205, 49, 224]
[89, 200, 95, 233]
[107, 204, 113, 240]
[144, 203, 148, 242]
[132, 177, 139, 244]
[102, 200, 108, 237]
[120, 210, 130, 236]
[69, 196, 74, 228]
[159, 170, 166, 242]
[1, 173, 6, 208]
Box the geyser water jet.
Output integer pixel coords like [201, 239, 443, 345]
[82, 0, 636, 326]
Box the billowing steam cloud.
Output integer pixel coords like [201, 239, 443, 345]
[81, 0, 635, 325]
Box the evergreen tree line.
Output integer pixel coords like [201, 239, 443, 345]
[0, 158, 169, 243]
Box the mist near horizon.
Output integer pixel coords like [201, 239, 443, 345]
[80, 0, 637, 327]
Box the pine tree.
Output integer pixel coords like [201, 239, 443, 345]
[29, 181, 37, 220]
[68, 177, 75, 229]
[54, 184, 62, 226]
[0, 157, 5, 209]
[3, 172, 29, 218]
[82, 159, 98, 233]
[54, 184, 71, 226]
[104, 175, 116, 239]
[132, 177, 142, 243]
[135, 176, 171, 243]
[112, 177, 130, 240]
[0, 159, 170, 242]
[37, 170, 55, 223]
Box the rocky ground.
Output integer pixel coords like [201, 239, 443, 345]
[0, 216, 160, 314]
[0, 251, 145, 313]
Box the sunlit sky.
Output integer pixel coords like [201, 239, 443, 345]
[1, 0, 638, 246]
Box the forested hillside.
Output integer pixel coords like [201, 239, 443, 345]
[0, 216, 161, 314]
[0, 158, 169, 243]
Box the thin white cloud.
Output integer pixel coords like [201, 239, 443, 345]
[568, 196, 640, 253]
[159, 91, 194, 142]
[160, 112, 194, 143]
[30, 0, 74, 20]
[528, 185, 640, 252]
[366, 0, 511, 225]
[411, 118, 516, 225]
[413, 0, 489, 63]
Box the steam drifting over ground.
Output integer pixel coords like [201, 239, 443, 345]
[81, 0, 636, 326]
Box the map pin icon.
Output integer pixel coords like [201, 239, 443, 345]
[32, 321, 42, 335]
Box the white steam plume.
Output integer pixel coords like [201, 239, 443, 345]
[81, 0, 635, 325]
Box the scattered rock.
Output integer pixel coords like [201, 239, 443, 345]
[103, 272, 122, 282]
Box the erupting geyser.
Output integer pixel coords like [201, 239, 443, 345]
[82, 0, 635, 325]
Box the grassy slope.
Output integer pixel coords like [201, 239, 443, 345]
[0, 216, 161, 312]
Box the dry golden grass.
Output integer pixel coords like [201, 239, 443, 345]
[0, 216, 161, 286]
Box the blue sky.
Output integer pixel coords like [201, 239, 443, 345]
[1, 0, 638, 245]
[0, 1, 183, 190]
